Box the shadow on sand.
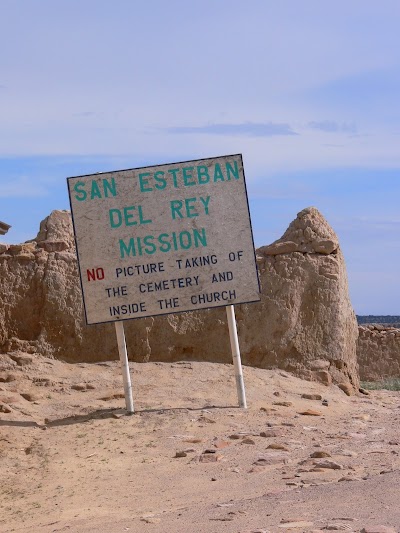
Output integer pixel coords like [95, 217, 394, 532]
[0, 404, 238, 428]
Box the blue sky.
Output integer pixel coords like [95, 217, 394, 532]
[1, 0, 400, 314]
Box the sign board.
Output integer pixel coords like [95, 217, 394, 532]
[67, 154, 260, 325]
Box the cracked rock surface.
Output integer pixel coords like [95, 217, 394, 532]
[0, 207, 358, 388]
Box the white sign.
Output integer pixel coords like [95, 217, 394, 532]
[67, 154, 260, 325]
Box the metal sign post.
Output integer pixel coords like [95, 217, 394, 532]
[226, 305, 247, 408]
[114, 321, 134, 413]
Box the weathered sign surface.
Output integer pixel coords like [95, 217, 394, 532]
[67, 154, 260, 325]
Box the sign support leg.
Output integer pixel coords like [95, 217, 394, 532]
[114, 321, 134, 414]
[226, 305, 247, 408]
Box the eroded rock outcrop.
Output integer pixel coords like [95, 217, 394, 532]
[0, 207, 359, 389]
[241, 207, 359, 389]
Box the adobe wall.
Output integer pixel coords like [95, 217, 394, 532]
[357, 325, 400, 381]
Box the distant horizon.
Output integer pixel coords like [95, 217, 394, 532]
[357, 314, 400, 321]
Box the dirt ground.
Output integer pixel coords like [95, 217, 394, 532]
[1, 352, 399, 533]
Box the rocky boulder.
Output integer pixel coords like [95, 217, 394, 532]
[0, 208, 359, 389]
[243, 207, 359, 389]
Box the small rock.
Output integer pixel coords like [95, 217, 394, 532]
[20, 392, 41, 402]
[338, 449, 358, 457]
[33, 377, 54, 387]
[242, 438, 256, 445]
[9, 353, 33, 367]
[273, 401, 293, 407]
[313, 460, 342, 470]
[310, 450, 331, 458]
[0, 403, 12, 413]
[322, 399, 329, 406]
[338, 383, 353, 396]
[0, 373, 17, 383]
[273, 391, 281, 396]
[388, 440, 399, 445]
[140, 517, 161, 524]
[199, 453, 223, 463]
[0, 393, 20, 404]
[298, 409, 322, 416]
[260, 431, 278, 438]
[198, 416, 216, 424]
[71, 383, 89, 391]
[213, 440, 230, 449]
[216, 503, 234, 508]
[302, 394, 322, 401]
[315, 370, 332, 386]
[229, 434, 242, 440]
[352, 414, 370, 421]
[332, 518, 358, 522]
[175, 451, 187, 458]
[253, 454, 289, 466]
[248, 465, 267, 473]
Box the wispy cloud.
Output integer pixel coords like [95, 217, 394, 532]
[166, 122, 298, 137]
[351, 215, 400, 228]
[73, 111, 97, 117]
[0, 176, 49, 198]
[308, 120, 356, 133]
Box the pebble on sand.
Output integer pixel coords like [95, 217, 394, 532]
[310, 450, 331, 458]
[313, 460, 343, 470]
[298, 409, 322, 416]
[301, 393, 322, 400]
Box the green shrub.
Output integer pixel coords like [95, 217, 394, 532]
[361, 378, 400, 391]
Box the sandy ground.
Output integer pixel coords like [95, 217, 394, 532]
[0, 351, 399, 533]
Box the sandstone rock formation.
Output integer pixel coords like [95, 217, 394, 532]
[240, 207, 359, 389]
[0, 210, 153, 363]
[0, 207, 359, 389]
[357, 325, 400, 381]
